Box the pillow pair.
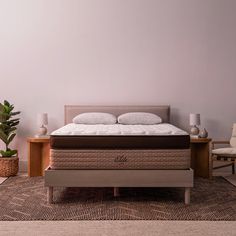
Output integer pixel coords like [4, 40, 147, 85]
[73, 112, 162, 125]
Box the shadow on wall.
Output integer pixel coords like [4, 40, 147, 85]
[49, 116, 62, 133]
[170, 107, 189, 132]
[18, 111, 32, 136]
[206, 118, 232, 140]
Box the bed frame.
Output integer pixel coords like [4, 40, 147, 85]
[45, 105, 193, 204]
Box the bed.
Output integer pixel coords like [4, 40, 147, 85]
[45, 105, 193, 204]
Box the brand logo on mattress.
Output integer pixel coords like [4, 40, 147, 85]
[114, 155, 127, 163]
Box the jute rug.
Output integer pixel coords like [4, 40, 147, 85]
[0, 176, 236, 221]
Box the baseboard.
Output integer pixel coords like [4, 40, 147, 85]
[19, 160, 27, 173]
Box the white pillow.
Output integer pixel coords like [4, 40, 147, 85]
[118, 112, 162, 125]
[73, 112, 117, 124]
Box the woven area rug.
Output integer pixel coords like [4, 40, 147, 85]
[0, 176, 236, 221]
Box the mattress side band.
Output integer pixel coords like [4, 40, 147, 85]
[50, 135, 190, 149]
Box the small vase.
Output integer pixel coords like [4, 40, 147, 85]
[38, 126, 47, 136]
[190, 126, 199, 135]
[199, 128, 208, 138]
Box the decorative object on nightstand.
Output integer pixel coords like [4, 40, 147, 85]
[190, 138, 212, 178]
[27, 137, 50, 177]
[199, 128, 208, 138]
[0, 100, 21, 177]
[189, 113, 200, 137]
[35, 113, 48, 137]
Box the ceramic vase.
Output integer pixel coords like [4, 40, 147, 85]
[199, 128, 208, 138]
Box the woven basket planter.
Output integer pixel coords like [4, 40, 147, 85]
[0, 157, 19, 177]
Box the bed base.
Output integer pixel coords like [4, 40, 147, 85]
[45, 168, 193, 204]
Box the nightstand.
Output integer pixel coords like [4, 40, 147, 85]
[190, 138, 212, 178]
[27, 137, 50, 177]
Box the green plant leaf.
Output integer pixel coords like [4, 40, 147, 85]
[6, 133, 16, 145]
[0, 150, 7, 156]
[11, 149, 17, 156]
[0, 123, 8, 129]
[0, 103, 4, 113]
[3, 120, 16, 126]
[0, 112, 9, 122]
[4, 100, 10, 107]
[0, 129, 8, 144]
[0, 111, 7, 114]
[0, 149, 17, 157]
[3, 105, 10, 114]
[10, 121, 20, 127]
[11, 111, 21, 116]
[6, 127, 17, 133]
[7, 118, 20, 123]
[9, 106, 14, 112]
[3, 120, 20, 127]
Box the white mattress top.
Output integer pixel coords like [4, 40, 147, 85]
[51, 123, 188, 136]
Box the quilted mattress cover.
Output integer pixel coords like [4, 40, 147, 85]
[51, 123, 188, 136]
[50, 149, 190, 170]
[50, 123, 190, 149]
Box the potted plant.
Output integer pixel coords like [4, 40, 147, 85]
[0, 100, 20, 177]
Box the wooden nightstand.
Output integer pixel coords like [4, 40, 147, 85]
[27, 137, 50, 177]
[190, 138, 212, 178]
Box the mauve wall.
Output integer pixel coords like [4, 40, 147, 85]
[0, 0, 236, 169]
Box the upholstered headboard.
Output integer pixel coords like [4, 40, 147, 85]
[64, 105, 170, 125]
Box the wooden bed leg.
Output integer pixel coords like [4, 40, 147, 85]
[184, 187, 190, 205]
[114, 187, 120, 197]
[47, 186, 53, 204]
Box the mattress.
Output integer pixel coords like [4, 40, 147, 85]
[50, 123, 190, 149]
[50, 149, 190, 170]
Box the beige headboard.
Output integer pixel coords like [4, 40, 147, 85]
[64, 105, 170, 125]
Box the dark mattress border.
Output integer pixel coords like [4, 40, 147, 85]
[50, 135, 190, 149]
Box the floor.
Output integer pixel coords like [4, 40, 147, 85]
[0, 167, 235, 236]
[1, 221, 236, 236]
[213, 163, 236, 185]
